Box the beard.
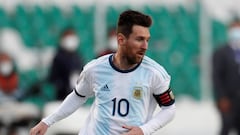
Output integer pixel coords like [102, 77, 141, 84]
[123, 41, 146, 65]
[125, 51, 144, 65]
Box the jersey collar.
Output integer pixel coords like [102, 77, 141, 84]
[109, 54, 142, 73]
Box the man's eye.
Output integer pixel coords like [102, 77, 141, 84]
[136, 38, 143, 41]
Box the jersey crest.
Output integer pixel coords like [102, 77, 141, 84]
[133, 86, 143, 100]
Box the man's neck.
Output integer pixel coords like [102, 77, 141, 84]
[113, 53, 138, 70]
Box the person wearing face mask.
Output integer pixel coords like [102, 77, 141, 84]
[0, 52, 40, 135]
[97, 27, 118, 57]
[48, 27, 84, 100]
[212, 18, 240, 135]
[0, 52, 18, 101]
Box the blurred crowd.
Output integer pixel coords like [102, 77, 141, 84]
[0, 23, 117, 134]
[0, 2, 240, 135]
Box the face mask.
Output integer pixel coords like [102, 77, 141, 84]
[228, 27, 240, 50]
[61, 35, 80, 52]
[108, 36, 118, 51]
[0, 61, 13, 76]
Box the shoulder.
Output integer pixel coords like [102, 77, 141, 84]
[213, 45, 232, 58]
[215, 44, 231, 52]
[141, 56, 170, 79]
[83, 54, 111, 72]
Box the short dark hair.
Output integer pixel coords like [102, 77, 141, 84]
[117, 10, 152, 38]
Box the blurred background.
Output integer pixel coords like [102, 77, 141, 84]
[0, 0, 238, 135]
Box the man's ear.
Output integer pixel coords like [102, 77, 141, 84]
[117, 33, 126, 46]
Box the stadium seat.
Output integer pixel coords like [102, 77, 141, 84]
[30, 5, 49, 47]
[20, 29, 35, 47]
[11, 5, 37, 47]
[13, 5, 29, 30]
[46, 5, 69, 42]
[71, 6, 95, 30]
[0, 7, 10, 27]
[106, 6, 130, 28]
[31, 6, 47, 31]
[71, 6, 95, 62]
[106, 6, 120, 27]
[19, 69, 39, 92]
[145, 5, 201, 100]
[19, 69, 57, 108]
[211, 19, 227, 47]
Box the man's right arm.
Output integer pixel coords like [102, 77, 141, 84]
[29, 91, 88, 135]
[42, 91, 88, 126]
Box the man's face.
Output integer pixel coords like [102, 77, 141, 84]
[121, 25, 150, 64]
[228, 24, 240, 49]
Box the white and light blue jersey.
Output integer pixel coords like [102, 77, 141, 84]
[75, 54, 171, 135]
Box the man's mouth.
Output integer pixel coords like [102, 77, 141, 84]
[138, 52, 145, 56]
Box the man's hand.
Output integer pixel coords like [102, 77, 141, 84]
[29, 121, 48, 135]
[121, 125, 144, 135]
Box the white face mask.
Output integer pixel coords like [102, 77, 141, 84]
[228, 27, 240, 50]
[108, 36, 118, 51]
[61, 35, 80, 52]
[0, 61, 13, 76]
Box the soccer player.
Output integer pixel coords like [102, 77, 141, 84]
[30, 9, 176, 135]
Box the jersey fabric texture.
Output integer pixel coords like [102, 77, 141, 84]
[75, 54, 171, 135]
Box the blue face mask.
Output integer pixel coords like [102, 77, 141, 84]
[228, 27, 240, 50]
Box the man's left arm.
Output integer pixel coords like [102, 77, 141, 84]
[140, 88, 176, 135]
[140, 104, 176, 135]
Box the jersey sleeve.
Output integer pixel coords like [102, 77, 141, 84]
[152, 66, 175, 107]
[74, 66, 94, 98]
[152, 66, 171, 95]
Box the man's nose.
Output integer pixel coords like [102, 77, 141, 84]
[141, 40, 148, 50]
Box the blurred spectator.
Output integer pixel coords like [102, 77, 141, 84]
[0, 52, 39, 135]
[0, 28, 38, 71]
[97, 27, 117, 57]
[0, 53, 18, 97]
[212, 18, 240, 135]
[48, 27, 84, 100]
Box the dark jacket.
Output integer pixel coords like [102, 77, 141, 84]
[49, 47, 84, 100]
[212, 45, 240, 102]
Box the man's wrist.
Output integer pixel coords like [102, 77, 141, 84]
[139, 125, 147, 135]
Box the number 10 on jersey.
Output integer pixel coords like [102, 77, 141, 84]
[111, 98, 129, 117]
